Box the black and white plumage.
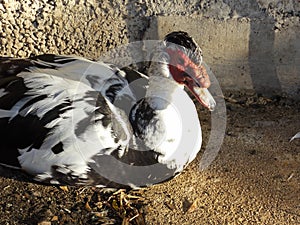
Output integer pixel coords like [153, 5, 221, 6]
[0, 31, 216, 188]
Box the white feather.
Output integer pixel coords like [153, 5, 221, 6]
[15, 71, 128, 176]
[142, 76, 202, 172]
[290, 132, 300, 142]
[0, 109, 16, 118]
[31, 57, 135, 98]
[0, 88, 7, 98]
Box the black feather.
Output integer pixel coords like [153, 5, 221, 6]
[51, 142, 64, 154]
[164, 31, 203, 65]
[164, 31, 198, 53]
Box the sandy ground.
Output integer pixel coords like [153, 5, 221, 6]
[0, 92, 299, 225]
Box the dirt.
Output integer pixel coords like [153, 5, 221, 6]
[0, 92, 299, 225]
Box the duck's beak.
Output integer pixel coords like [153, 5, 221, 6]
[186, 84, 216, 111]
[184, 65, 216, 111]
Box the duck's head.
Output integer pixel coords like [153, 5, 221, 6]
[163, 31, 216, 111]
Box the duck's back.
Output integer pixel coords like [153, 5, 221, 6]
[0, 55, 134, 186]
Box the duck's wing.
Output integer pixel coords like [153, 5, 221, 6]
[0, 55, 170, 187]
[0, 54, 137, 103]
[120, 66, 148, 93]
[0, 67, 133, 186]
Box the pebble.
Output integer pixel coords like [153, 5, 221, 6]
[26, 37, 34, 43]
[17, 50, 26, 57]
[1, 39, 7, 45]
[37, 222, 51, 225]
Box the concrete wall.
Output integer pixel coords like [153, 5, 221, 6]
[145, 16, 300, 98]
[0, 0, 299, 98]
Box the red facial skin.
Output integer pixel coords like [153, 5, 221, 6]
[166, 48, 211, 89]
[166, 48, 212, 109]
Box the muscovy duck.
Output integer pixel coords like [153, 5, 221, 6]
[0, 31, 215, 188]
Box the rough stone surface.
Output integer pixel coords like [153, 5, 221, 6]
[145, 16, 300, 98]
[0, 0, 299, 97]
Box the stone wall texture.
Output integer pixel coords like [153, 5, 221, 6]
[0, 0, 299, 98]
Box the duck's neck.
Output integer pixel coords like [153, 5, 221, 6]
[145, 56, 183, 109]
[128, 58, 201, 170]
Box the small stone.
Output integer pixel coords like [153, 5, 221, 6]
[37, 221, 51, 225]
[51, 216, 58, 221]
[40, 45, 47, 53]
[32, 191, 42, 197]
[23, 19, 32, 29]
[14, 41, 23, 49]
[1, 38, 7, 45]
[17, 50, 26, 57]
[238, 218, 244, 223]
[36, 32, 43, 38]
[5, 27, 12, 35]
[26, 37, 34, 44]
[15, 17, 23, 26]
[17, 33, 25, 41]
